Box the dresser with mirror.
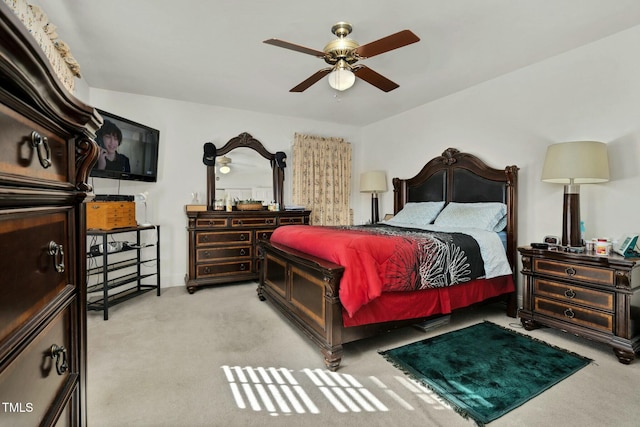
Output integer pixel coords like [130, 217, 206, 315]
[185, 132, 310, 293]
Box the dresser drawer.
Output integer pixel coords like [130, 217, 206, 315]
[255, 229, 274, 241]
[231, 216, 277, 227]
[197, 260, 252, 277]
[0, 103, 70, 187]
[533, 258, 614, 286]
[197, 246, 251, 262]
[534, 296, 614, 333]
[196, 230, 251, 246]
[534, 278, 614, 311]
[196, 218, 227, 228]
[0, 209, 72, 344]
[0, 302, 76, 426]
[279, 216, 307, 226]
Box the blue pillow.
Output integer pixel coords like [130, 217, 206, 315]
[434, 202, 507, 231]
[385, 201, 445, 225]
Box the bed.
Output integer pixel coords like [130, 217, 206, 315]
[257, 148, 518, 370]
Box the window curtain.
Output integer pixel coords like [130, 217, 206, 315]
[292, 133, 352, 225]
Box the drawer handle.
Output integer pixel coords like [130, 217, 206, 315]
[204, 251, 210, 257]
[204, 267, 211, 274]
[31, 131, 52, 168]
[564, 267, 577, 277]
[261, 233, 269, 239]
[48, 241, 65, 273]
[50, 344, 68, 375]
[237, 220, 243, 225]
[564, 289, 576, 299]
[240, 264, 246, 271]
[564, 308, 575, 319]
[240, 249, 246, 256]
[240, 234, 246, 241]
[201, 235, 209, 242]
[265, 219, 273, 224]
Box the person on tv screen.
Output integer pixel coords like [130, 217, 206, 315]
[95, 120, 131, 173]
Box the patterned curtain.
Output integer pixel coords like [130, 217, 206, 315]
[292, 133, 352, 225]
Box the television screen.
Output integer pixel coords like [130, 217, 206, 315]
[90, 109, 160, 182]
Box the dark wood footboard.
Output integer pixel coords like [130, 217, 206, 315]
[258, 239, 447, 370]
[257, 239, 345, 370]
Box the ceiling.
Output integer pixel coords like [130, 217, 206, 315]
[36, 0, 640, 126]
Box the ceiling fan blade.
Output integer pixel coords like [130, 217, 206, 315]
[263, 38, 326, 58]
[290, 68, 332, 92]
[354, 29, 420, 59]
[353, 66, 399, 92]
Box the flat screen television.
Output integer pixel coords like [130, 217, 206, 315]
[90, 109, 160, 182]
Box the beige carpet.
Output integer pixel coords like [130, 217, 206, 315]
[86, 283, 640, 426]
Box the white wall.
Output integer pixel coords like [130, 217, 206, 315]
[87, 89, 360, 287]
[360, 25, 640, 302]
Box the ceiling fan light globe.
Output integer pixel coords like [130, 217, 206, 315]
[328, 68, 355, 91]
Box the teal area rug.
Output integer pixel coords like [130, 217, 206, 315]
[380, 321, 590, 425]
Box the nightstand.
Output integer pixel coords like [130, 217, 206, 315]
[518, 246, 640, 364]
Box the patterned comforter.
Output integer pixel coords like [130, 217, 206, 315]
[269, 224, 491, 318]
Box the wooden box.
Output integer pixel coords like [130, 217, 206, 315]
[86, 201, 137, 230]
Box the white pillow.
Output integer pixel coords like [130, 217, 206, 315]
[434, 202, 507, 231]
[385, 201, 445, 225]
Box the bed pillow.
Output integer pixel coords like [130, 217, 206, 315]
[434, 202, 507, 231]
[385, 201, 445, 226]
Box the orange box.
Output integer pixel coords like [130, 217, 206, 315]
[86, 201, 137, 230]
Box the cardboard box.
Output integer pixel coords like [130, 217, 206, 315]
[86, 201, 137, 230]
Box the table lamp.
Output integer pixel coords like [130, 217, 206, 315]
[541, 141, 609, 247]
[360, 170, 387, 223]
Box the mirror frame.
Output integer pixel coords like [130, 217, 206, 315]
[206, 132, 285, 210]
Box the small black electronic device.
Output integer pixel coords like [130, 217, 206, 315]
[543, 235, 560, 245]
[531, 243, 549, 249]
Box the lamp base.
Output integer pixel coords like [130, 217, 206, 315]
[371, 193, 379, 224]
[562, 189, 582, 247]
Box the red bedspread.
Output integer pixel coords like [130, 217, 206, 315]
[269, 224, 487, 318]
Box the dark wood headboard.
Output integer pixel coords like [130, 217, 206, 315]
[392, 148, 519, 273]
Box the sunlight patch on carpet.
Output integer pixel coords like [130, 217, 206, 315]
[220, 365, 449, 417]
[379, 321, 591, 426]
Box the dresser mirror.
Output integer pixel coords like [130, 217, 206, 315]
[215, 148, 273, 202]
[206, 132, 285, 209]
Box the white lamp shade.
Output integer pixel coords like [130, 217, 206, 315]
[541, 141, 610, 184]
[360, 171, 387, 193]
[327, 67, 355, 91]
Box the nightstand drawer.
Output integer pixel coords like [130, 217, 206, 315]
[534, 296, 613, 333]
[534, 278, 614, 311]
[533, 258, 614, 286]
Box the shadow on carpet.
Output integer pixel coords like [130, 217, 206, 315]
[379, 321, 591, 426]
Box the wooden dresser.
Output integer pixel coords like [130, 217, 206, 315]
[0, 5, 100, 426]
[185, 210, 310, 293]
[518, 246, 640, 364]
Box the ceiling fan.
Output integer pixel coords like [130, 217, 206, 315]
[217, 156, 232, 174]
[263, 22, 420, 93]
